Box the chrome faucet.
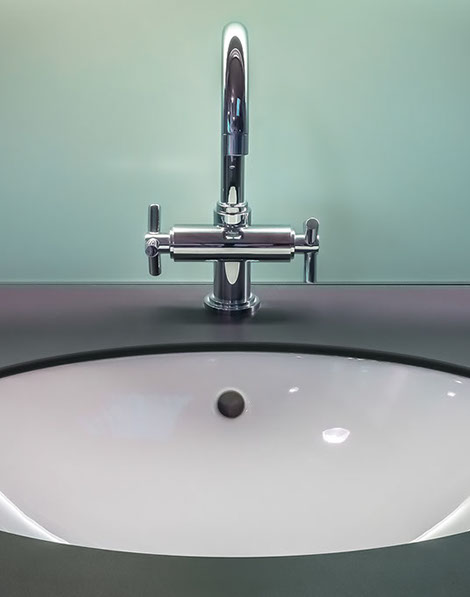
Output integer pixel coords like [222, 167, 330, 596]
[145, 23, 320, 316]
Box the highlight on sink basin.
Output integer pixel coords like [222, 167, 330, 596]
[0, 351, 469, 557]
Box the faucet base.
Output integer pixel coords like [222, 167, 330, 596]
[203, 293, 260, 316]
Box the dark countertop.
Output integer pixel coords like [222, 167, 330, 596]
[1, 284, 470, 596]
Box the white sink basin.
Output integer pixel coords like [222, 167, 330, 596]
[0, 351, 469, 557]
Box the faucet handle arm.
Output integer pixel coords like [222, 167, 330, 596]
[146, 204, 162, 276]
[293, 217, 319, 284]
[304, 251, 317, 284]
[304, 217, 319, 246]
[145, 239, 162, 276]
[304, 217, 319, 284]
[149, 204, 161, 233]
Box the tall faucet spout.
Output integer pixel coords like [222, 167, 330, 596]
[222, 23, 248, 157]
[220, 23, 249, 214]
[144, 22, 320, 316]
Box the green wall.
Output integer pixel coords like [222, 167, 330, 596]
[1, 0, 469, 283]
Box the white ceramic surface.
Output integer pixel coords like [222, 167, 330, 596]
[0, 351, 469, 557]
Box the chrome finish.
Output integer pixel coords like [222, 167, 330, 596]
[215, 23, 251, 311]
[148, 204, 160, 234]
[303, 218, 319, 284]
[222, 22, 248, 158]
[304, 251, 317, 284]
[145, 238, 159, 258]
[204, 286, 260, 316]
[147, 245, 161, 276]
[219, 23, 248, 217]
[146, 204, 162, 276]
[144, 23, 321, 315]
[169, 226, 294, 260]
[304, 217, 319, 246]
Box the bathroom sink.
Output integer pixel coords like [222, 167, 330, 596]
[0, 350, 469, 557]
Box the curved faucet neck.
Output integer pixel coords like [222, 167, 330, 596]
[222, 23, 248, 157]
[218, 23, 249, 226]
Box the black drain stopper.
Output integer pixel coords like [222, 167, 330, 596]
[217, 390, 246, 418]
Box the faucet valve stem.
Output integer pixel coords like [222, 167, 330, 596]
[145, 238, 160, 258]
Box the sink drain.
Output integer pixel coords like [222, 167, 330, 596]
[217, 390, 246, 418]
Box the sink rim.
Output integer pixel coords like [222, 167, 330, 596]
[1, 341, 470, 382]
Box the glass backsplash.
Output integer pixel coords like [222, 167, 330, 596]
[1, 0, 469, 283]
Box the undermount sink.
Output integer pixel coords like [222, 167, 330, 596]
[0, 350, 469, 557]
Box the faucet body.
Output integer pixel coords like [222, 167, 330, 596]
[145, 23, 320, 316]
[213, 24, 253, 312]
